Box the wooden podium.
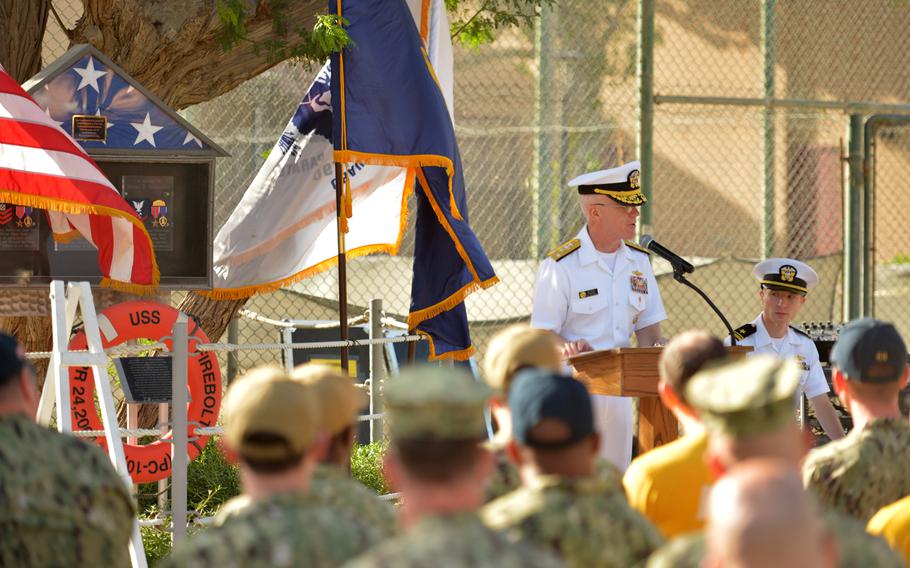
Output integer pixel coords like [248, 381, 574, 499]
[569, 346, 751, 454]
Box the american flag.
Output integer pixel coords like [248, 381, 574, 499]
[0, 65, 158, 292]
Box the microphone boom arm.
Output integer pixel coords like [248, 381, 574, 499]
[671, 269, 737, 346]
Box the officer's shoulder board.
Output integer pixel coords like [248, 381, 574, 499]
[548, 238, 581, 262]
[624, 240, 651, 255]
[789, 325, 810, 338]
[732, 323, 757, 342]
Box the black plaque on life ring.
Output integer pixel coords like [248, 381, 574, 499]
[115, 356, 173, 404]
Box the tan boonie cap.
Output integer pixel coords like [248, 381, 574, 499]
[292, 363, 367, 435]
[685, 355, 800, 437]
[223, 366, 319, 463]
[483, 325, 562, 392]
[384, 365, 491, 441]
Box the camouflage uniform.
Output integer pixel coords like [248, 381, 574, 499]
[645, 510, 904, 568]
[348, 367, 563, 568]
[485, 439, 523, 502]
[164, 491, 383, 568]
[486, 439, 624, 502]
[482, 474, 663, 567]
[0, 414, 135, 567]
[803, 417, 910, 522]
[217, 464, 397, 536]
[343, 511, 563, 568]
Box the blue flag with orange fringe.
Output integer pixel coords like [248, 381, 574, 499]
[330, 0, 498, 360]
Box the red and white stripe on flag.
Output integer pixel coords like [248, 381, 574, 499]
[0, 66, 158, 292]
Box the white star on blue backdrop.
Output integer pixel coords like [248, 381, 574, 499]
[30, 54, 213, 151]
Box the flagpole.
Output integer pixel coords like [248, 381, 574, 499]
[334, 162, 349, 373]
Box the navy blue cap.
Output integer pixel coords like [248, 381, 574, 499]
[0, 332, 24, 388]
[508, 368, 593, 448]
[831, 318, 907, 383]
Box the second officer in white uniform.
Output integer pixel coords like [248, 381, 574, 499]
[725, 258, 845, 441]
[531, 161, 668, 471]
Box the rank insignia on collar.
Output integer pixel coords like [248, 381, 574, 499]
[631, 271, 648, 294]
[578, 288, 598, 299]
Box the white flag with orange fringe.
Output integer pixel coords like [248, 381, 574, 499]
[206, 0, 452, 300]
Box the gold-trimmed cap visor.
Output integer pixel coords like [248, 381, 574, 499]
[579, 187, 646, 206]
[760, 277, 808, 295]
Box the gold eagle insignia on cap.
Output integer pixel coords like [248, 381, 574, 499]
[779, 265, 797, 283]
[629, 170, 641, 190]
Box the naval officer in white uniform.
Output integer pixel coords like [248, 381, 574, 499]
[725, 258, 845, 441]
[531, 161, 668, 471]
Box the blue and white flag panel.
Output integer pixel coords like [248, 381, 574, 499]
[29, 54, 211, 151]
[331, 0, 498, 359]
[209, 0, 453, 299]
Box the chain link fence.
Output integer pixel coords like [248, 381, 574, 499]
[873, 124, 910, 341]
[38, 1, 910, 375]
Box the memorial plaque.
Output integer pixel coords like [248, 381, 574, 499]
[122, 175, 175, 251]
[115, 356, 174, 404]
[72, 114, 107, 142]
[0, 203, 40, 251]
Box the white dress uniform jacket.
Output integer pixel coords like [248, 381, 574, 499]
[531, 226, 667, 470]
[724, 314, 830, 402]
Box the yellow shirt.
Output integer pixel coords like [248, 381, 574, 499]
[867, 494, 910, 565]
[623, 431, 712, 538]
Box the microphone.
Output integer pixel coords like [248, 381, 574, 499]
[639, 235, 694, 274]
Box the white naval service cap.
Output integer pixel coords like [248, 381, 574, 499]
[568, 160, 645, 206]
[752, 258, 818, 296]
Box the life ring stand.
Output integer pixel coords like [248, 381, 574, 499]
[68, 301, 222, 484]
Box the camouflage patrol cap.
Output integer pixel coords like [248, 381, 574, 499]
[685, 355, 800, 437]
[223, 366, 320, 463]
[482, 325, 562, 393]
[384, 365, 491, 441]
[292, 363, 367, 435]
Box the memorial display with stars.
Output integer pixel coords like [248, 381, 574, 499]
[30, 54, 211, 151]
[0, 44, 228, 289]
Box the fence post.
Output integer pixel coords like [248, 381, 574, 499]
[844, 114, 864, 321]
[227, 318, 239, 384]
[282, 326, 295, 373]
[532, 2, 557, 258]
[637, 0, 655, 234]
[368, 299, 386, 442]
[171, 315, 189, 544]
[761, 0, 777, 258]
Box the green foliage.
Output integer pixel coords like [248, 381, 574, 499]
[448, 0, 554, 47]
[140, 515, 173, 567]
[890, 253, 910, 265]
[215, 0, 548, 65]
[187, 438, 242, 510]
[351, 441, 389, 495]
[215, 0, 352, 66]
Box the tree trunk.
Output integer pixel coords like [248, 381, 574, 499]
[0, 0, 50, 82]
[0, 315, 52, 388]
[177, 293, 249, 344]
[71, 0, 322, 110]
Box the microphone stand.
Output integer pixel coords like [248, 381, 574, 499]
[671, 268, 737, 346]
